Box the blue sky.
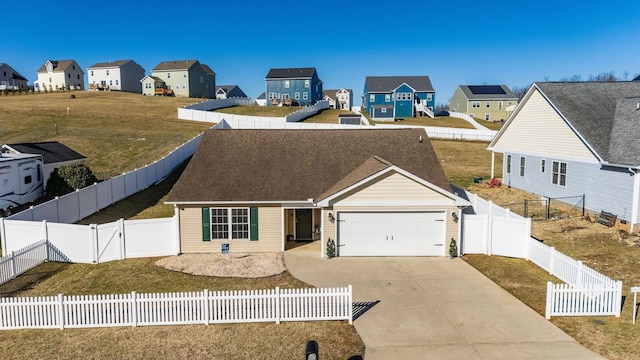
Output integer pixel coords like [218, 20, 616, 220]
[3, 0, 639, 105]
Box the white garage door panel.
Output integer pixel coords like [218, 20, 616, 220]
[338, 212, 445, 256]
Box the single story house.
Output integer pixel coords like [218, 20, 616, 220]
[1, 141, 86, 185]
[488, 81, 640, 230]
[215, 85, 248, 99]
[166, 128, 469, 257]
[140, 76, 168, 96]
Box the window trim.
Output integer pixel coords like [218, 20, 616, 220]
[519, 157, 525, 177]
[541, 159, 546, 173]
[369, 94, 375, 102]
[205, 207, 256, 241]
[506, 154, 511, 174]
[552, 161, 567, 186]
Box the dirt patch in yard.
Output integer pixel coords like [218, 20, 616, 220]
[156, 252, 286, 278]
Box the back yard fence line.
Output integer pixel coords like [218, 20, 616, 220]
[4, 133, 202, 224]
[462, 191, 623, 319]
[0, 239, 48, 286]
[0, 286, 353, 330]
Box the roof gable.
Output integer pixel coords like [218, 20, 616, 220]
[365, 76, 434, 93]
[37, 60, 82, 74]
[167, 129, 451, 203]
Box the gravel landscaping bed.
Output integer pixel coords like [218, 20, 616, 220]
[156, 252, 286, 278]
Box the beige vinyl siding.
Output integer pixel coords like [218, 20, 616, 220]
[331, 171, 452, 207]
[449, 87, 468, 113]
[492, 89, 596, 161]
[179, 205, 282, 253]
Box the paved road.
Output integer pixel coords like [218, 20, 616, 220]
[284, 242, 605, 359]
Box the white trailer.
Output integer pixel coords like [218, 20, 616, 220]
[0, 153, 44, 215]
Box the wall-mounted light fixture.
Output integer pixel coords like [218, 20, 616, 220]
[451, 211, 459, 223]
[327, 212, 335, 223]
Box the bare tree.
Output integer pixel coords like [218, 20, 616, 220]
[510, 85, 531, 101]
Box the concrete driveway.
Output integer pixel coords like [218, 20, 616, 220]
[284, 242, 605, 360]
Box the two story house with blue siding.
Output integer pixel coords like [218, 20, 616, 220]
[362, 76, 435, 120]
[265, 67, 322, 106]
[488, 81, 640, 231]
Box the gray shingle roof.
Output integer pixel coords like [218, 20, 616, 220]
[216, 85, 246, 97]
[166, 128, 450, 203]
[88, 60, 134, 69]
[266, 67, 317, 79]
[458, 85, 517, 100]
[37, 60, 81, 73]
[535, 81, 640, 166]
[0, 63, 27, 81]
[152, 60, 199, 71]
[365, 76, 434, 93]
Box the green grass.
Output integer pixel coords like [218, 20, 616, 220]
[0, 91, 211, 179]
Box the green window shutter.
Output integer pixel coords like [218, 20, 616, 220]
[202, 207, 210, 241]
[250, 207, 258, 241]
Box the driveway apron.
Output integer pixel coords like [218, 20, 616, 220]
[284, 242, 605, 360]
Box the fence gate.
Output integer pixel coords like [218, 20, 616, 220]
[462, 214, 488, 254]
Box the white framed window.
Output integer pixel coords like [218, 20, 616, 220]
[486, 101, 490, 108]
[427, 93, 432, 101]
[90, 70, 94, 76]
[369, 94, 375, 102]
[303, 92, 308, 100]
[485, 114, 490, 121]
[210, 208, 250, 240]
[552, 161, 567, 186]
[167, 73, 171, 78]
[295, 92, 300, 100]
[498, 101, 503, 110]
[109, 80, 112, 85]
[381, 108, 387, 113]
[541, 159, 546, 173]
[281, 93, 290, 100]
[506, 155, 511, 174]
[106, 70, 109, 76]
[184, 72, 187, 78]
[472, 101, 480, 108]
[519, 157, 525, 177]
[385, 94, 391, 102]
[115, 80, 119, 85]
[305, 80, 310, 88]
[284, 80, 290, 88]
[269, 92, 278, 99]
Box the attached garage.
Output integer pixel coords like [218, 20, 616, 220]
[337, 211, 446, 256]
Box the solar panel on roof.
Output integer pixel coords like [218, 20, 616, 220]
[468, 85, 506, 95]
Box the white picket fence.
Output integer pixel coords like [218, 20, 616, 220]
[0, 240, 48, 285]
[462, 190, 622, 319]
[0, 286, 353, 330]
[6, 133, 202, 223]
[545, 282, 623, 319]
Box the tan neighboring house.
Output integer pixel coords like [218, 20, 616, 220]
[150, 60, 216, 98]
[449, 85, 517, 121]
[140, 76, 167, 96]
[166, 128, 469, 257]
[0, 63, 28, 91]
[87, 60, 145, 93]
[323, 88, 353, 110]
[35, 60, 84, 91]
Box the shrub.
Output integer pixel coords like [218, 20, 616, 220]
[45, 164, 98, 198]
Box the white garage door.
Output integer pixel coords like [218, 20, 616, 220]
[337, 212, 446, 256]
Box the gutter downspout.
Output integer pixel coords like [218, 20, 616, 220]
[631, 168, 639, 233]
[491, 151, 495, 179]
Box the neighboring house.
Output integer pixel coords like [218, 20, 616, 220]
[140, 76, 168, 96]
[215, 85, 248, 99]
[488, 81, 640, 230]
[166, 128, 469, 257]
[35, 60, 84, 91]
[265, 67, 322, 106]
[323, 89, 353, 111]
[362, 76, 435, 120]
[0, 63, 28, 91]
[1, 141, 86, 186]
[449, 85, 518, 122]
[256, 92, 267, 106]
[87, 60, 145, 93]
[150, 60, 216, 98]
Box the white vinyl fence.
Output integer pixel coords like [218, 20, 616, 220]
[0, 240, 48, 285]
[6, 133, 202, 224]
[177, 98, 329, 124]
[461, 190, 622, 319]
[0, 286, 353, 330]
[0, 216, 179, 264]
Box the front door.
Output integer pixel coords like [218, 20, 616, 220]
[295, 209, 313, 240]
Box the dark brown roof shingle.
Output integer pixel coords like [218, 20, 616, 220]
[167, 129, 450, 203]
